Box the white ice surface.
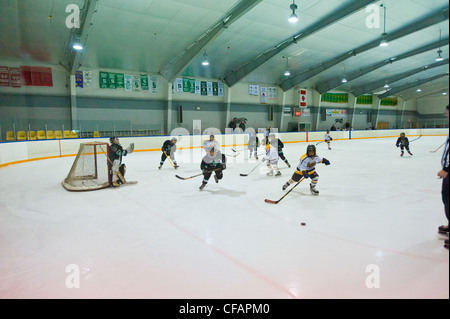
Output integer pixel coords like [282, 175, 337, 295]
[0, 136, 448, 299]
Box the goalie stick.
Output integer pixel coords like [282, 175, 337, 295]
[264, 177, 305, 204]
[430, 142, 446, 153]
[175, 168, 221, 180]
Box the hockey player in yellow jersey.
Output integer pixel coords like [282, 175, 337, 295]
[282, 144, 330, 195]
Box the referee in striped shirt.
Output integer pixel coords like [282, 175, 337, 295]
[437, 105, 449, 249]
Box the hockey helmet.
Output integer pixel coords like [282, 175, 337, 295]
[110, 136, 118, 143]
[171, 137, 178, 142]
[306, 144, 316, 156]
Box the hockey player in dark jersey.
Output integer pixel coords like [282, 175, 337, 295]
[199, 148, 227, 190]
[269, 134, 291, 167]
[248, 133, 259, 159]
[282, 144, 330, 195]
[396, 132, 413, 157]
[159, 137, 179, 169]
[108, 136, 134, 187]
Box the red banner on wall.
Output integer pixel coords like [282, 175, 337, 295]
[20, 66, 53, 86]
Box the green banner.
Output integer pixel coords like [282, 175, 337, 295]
[116, 74, 124, 88]
[212, 82, 218, 96]
[183, 78, 190, 92]
[321, 93, 348, 103]
[140, 74, 149, 90]
[356, 95, 373, 105]
[380, 98, 398, 106]
[108, 73, 116, 89]
[99, 72, 108, 89]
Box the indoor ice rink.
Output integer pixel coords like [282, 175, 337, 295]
[0, 134, 448, 299]
[0, 0, 449, 302]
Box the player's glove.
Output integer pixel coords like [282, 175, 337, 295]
[302, 171, 309, 179]
[221, 163, 226, 170]
[322, 158, 330, 166]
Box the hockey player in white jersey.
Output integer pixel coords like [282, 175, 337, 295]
[204, 134, 221, 153]
[324, 130, 333, 150]
[282, 144, 330, 195]
[261, 140, 281, 176]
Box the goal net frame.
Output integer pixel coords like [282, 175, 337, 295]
[62, 141, 111, 191]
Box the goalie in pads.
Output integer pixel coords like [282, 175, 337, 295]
[109, 136, 134, 187]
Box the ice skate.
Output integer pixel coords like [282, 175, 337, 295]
[214, 175, 219, 183]
[445, 239, 449, 249]
[267, 170, 274, 176]
[275, 171, 282, 177]
[282, 182, 290, 191]
[199, 182, 207, 191]
[285, 161, 291, 168]
[174, 164, 179, 169]
[408, 152, 413, 156]
[158, 164, 162, 169]
[310, 184, 319, 196]
[438, 225, 449, 235]
[400, 152, 404, 157]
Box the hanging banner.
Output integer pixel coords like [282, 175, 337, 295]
[218, 83, 224, 97]
[83, 70, 93, 87]
[0, 66, 10, 87]
[200, 81, 207, 96]
[99, 72, 109, 89]
[124, 74, 132, 91]
[149, 75, 159, 93]
[75, 71, 83, 88]
[207, 81, 213, 96]
[176, 78, 183, 92]
[299, 89, 307, 107]
[326, 109, 347, 117]
[301, 108, 311, 117]
[108, 73, 116, 89]
[132, 75, 141, 91]
[140, 74, 149, 90]
[268, 87, 277, 99]
[195, 80, 201, 95]
[260, 87, 267, 104]
[9, 68, 21, 87]
[249, 84, 259, 96]
[212, 82, 218, 96]
[115, 73, 124, 89]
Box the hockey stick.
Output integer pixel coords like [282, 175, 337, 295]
[409, 135, 422, 143]
[224, 152, 241, 157]
[430, 142, 446, 153]
[264, 177, 305, 204]
[240, 162, 262, 176]
[175, 168, 221, 180]
[315, 141, 325, 146]
[163, 150, 175, 167]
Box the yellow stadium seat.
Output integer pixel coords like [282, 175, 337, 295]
[46, 130, 55, 139]
[93, 131, 101, 137]
[17, 131, 26, 141]
[54, 130, 63, 139]
[64, 130, 72, 138]
[6, 131, 15, 141]
[70, 131, 78, 138]
[36, 130, 46, 140]
[27, 131, 37, 140]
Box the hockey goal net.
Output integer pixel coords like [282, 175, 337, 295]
[62, 142, 111, 191]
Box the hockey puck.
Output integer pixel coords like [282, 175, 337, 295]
[301, 222, 306, 226]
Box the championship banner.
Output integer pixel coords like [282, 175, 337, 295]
[149, 75, 159, 93]
[115, 73, 124, 89]
[218, 82, 224, 97]
[75, 71, 83, 88]
[124, 74, 132, 91]
[176, 78, 183, 92]
[108, 73, 116, 89]
[299, 89, 307, 107]
[207, 81, 213, 96]
[212, 82, 218, 96]
[195, 80, 201, 95]
[0, 66, 10, 87]
[132, 75, 141, 91]
[9, 68, 21, 87]
[99, 72, 109, 89]
[268, 87, 277, 99]
[260, 87, 267, 104]
[200, 81, 207, 96]
[140, 74, 149, 90]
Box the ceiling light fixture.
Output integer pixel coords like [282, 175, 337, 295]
[284, 56, 291, 76]
[72, 35, 83, 50]
[202, 51, 209, 66]
[379, 4, 389, 47]
[436, 30, 444, 61]
[416, 88, 422, 92]
[288, 1, 299, 23]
